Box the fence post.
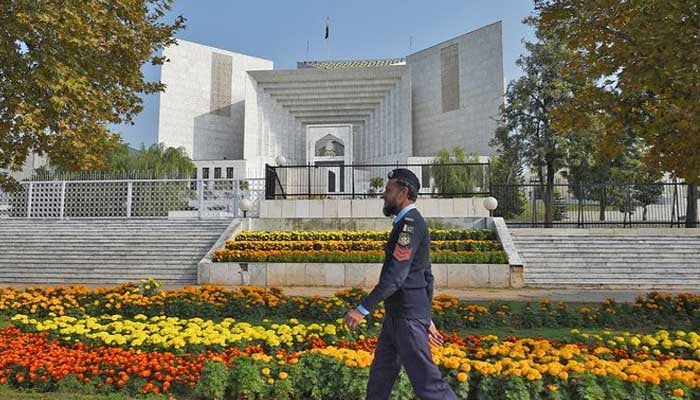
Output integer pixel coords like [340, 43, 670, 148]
[307, 163, 311, 199]
[27, 182, 33, 218]
[60, 181, 66, 220]
[577, 182, 582, 228]
[351, 165, 355, 199]
[126, 181, 133, 218]
[198, 179, 204, 219]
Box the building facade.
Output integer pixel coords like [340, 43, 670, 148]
[158, 22, 504, 185]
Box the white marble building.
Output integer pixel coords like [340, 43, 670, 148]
[157, 22, 504, 183]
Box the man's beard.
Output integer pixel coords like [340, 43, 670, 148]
[383, 201, 400, 217]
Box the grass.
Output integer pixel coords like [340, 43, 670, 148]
[0, 385, 168, 400]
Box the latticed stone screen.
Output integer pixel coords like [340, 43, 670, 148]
[210, 52, 233, 117]
[0, 179, 264, 218]
[441, 43, 460, 113]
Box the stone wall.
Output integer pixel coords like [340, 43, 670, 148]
[258, 198, 488, 219]
[407, 22, 504, 157]
[199, 262, 521, 289]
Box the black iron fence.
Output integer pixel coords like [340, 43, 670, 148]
[265, 162, 490, 199]
[492, 180, 698, 228]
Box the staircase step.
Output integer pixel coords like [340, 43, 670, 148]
[0, 219, 234, 285]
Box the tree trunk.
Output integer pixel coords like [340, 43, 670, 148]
[544, 162, 555, 228]
[599, 185, 607, 221]
[686, 183, 698, 228]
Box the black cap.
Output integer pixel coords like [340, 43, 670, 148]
[388, 168, 420, 192]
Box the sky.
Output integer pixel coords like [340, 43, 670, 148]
[115, 0, 536, 149]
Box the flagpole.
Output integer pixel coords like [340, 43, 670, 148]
[325, 16, 329, 60]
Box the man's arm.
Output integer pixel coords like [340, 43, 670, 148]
[425, 266, 434, 304]
[359, 223, 423, 314]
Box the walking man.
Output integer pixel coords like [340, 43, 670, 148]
[344, 168, 458, 400]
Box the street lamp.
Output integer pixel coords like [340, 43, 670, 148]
[483, 196, 498, 216]
[239, 198, 253, 218]
[483, 196, 498, 229]
[275, 155, 287, 166]
[239, 198, 253, 231]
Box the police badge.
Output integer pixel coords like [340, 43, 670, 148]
[397, 232, 411, 247]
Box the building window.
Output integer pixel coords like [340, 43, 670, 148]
[214, 167, 222, 179]
[441, 44, 460, 112]
[226, 167, 234, 178]
[202, 168, 210, 179]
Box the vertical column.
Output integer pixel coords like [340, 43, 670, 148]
[198, 179, 204, 219]
[59, 181, 66, 220]
[27, 182, 33, 218]
[126, 181, 133, 218]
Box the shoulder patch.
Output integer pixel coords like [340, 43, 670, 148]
[404, 217, 415, 222]
[392, 244, 413, 262]
[402, 224, 414, 233]
[397, 232, 411, 246]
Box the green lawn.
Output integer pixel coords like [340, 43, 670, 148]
[0, 386, 167, 400]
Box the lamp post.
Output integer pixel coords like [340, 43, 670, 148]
[239, 198, 253, 230]
[483, 196, 498, 229]
[275, 155, 287, 166]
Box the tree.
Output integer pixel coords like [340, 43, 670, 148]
[494, 24, 585, 226]
[0, 1, 185, 191]
[534, 0, 699, 227]
[432, 147, 483, 197]
[109, 142, 195, 178]
[489, 126, 527, 219]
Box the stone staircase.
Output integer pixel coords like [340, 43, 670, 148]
[511, 228, 700, 289]
[0, 219, 233, 285]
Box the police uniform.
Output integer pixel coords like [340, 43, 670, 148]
[358, 169, 457, 400]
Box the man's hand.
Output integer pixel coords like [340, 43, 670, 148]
[428, 320, 444, 347]
[343, 309, 365, 332]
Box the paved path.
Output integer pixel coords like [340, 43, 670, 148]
[274, 287, 700, 303]
[6, 283, 698, 303]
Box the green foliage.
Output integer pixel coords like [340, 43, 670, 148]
[196, 360, 229, 400]
[491, 25, 583, 225]
[107, 143, 195, 178]
[477, 374, 531, 400]
[489, 151, 527, 219]
[235, 229, 498, 242]
[369, 176, 384, 193]
[572, 373, 605, 400]
[535, 0, 699, 185]
[432, 147, 484, 196]
[56, 375, 96, 395]
[229, 358, 267, 399]
[0, 1, 185, 191]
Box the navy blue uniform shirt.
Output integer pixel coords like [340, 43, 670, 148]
[359, 207, 434, 319]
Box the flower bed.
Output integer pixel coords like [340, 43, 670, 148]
[213, 229, 508, 264]
[0, 324, 698, 398]
[0, 281, 699, 398]
[1, 282, 698, 331]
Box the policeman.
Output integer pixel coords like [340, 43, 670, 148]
[343, 168, 458, 400]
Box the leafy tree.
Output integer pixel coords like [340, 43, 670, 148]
[494, 23, 586, 226]
[489, 127, 527, 219]
[109, 142, 195, 178]
[0, 1, 185, 191]
[534, 0, 699, 227]
[432, 147, 483, 197]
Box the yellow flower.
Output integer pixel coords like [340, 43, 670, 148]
[279, 371, 288, 380]
[456, 372, 468, 382]
[261, 368, 271, 376]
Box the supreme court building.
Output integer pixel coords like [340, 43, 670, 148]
[157, 22, 504, 192]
